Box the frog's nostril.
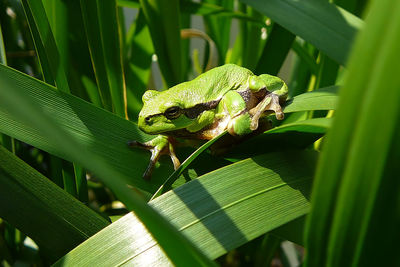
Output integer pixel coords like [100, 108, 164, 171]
[145, 116, 151, 124]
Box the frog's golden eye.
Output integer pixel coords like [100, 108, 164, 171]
[165, 106, 182, 120]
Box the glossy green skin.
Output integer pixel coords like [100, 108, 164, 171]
[134, 64, 288, 178]
[138, 64, 288, 136]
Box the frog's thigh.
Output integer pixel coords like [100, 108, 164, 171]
[228, 113, 253, 136]
[220, 91, 252, 136]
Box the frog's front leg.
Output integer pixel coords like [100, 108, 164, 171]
[248, 74, 288, 130]
[128, 135, 180, 180]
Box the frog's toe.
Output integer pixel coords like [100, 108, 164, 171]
[127, 140, 139, 147]
[269, 93, 284, 120]
[143, 160, 156, 180]
[128, 139, 163, 179]
[142, 146, 163, 179]
[168, 142, 181, 170]
[128, 136, 181, 179]
[249, 93, 285, 126]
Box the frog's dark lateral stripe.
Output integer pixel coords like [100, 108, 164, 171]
[184, 100, 219, 119]
[144, 99, 220, 121]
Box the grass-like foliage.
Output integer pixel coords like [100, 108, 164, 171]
[0, 0, 399, 266]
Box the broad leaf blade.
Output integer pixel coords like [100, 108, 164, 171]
[151, 131, 227, 199]
[56, 150, 315, 266]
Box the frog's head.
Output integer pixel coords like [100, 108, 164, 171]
[138, 90, 194, 134]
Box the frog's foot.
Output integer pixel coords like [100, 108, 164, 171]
[128, 136, 180, 180]
[249, 93, 284, 130]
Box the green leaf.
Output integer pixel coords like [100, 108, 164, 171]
[240, 0, 364, 65]
[229, 4, 265, 70]
[265, 118, 332, 135]
[125, 9, 154, 119]
[225, 119, 331, 161]
[151, 131, 227, 200]
[180, 0, 264, 24]
[139, 0, 183, 87]
[80, 0, 127, 117]
[0, 145, 109, 262]
[21, 0, 70, 92]
[305, 0, 400, 266]
[118, 0, 265, 25]
[56, 150, 315, 266]
[0, 64, 215, 267]
[117, 0, 140, 9]
[288, 42, 317, 98]
[17, 1, 84, 198]
[41, 0, 68, 85]
[0, 64, 335, 193]
[21, 0, 53, 85]
[0, 64, 167, 193]
[0, 23, 7, 64]
[202, 0, 233, 65]
[255, 23, 295, 76]
[284, 86, 338, 113]
[41, 0, 97, 102]
[291, 40, 318, 75]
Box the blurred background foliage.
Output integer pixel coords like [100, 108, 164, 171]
[0, 0, 399, 266]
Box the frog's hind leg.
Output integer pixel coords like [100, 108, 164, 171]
[249, 93, 284, 130]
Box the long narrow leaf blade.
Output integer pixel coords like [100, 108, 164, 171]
[21, 0, 70, 92]
[0, 146, 109, 262]
[139, 0, 183, 87]
[284, 86, 338, 113]
[255, 23, 295, 75]
[125, 9, 154, 119]
[0, 64, 167, 193]
[305, 0, 400, 266]
[56, 150, 315, 266]
[80, 0, 127, 117]
[0, 64, 336, 193]
[241, 0, 364, 65]
[0, 22, 7, 64]
[0, 65, 215, 267]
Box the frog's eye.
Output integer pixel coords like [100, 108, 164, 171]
[165, 106, 182, 120]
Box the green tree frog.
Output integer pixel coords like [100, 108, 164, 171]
[129, 64, 288, 179]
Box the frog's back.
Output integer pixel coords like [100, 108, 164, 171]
[162, 64, 254, 108]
